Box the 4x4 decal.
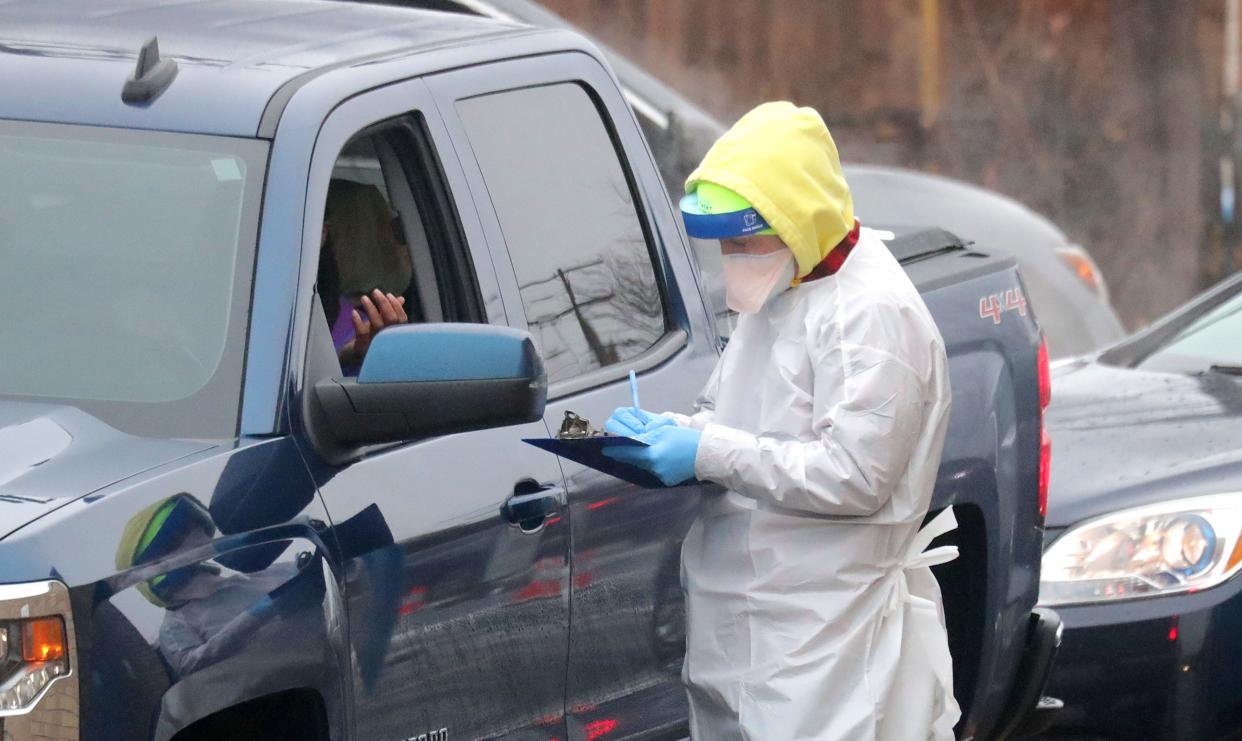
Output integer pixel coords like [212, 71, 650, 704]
[979, 288, 1028, 324]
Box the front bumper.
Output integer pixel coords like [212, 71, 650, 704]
[1038, 575, 1242, 740]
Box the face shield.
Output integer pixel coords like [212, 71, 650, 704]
[681, 182, 793, 314]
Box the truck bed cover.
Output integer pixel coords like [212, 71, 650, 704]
[883, 225, 1020, 294]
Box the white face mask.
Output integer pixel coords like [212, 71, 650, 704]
[722, 250, 797, 314]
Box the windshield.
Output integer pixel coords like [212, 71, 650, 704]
[1100, 275, 1242, 374]
[0, 121, 266, 438]
[1135, 283, 1242, 373]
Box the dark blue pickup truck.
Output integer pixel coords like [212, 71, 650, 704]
[0, 2, 1056, 739]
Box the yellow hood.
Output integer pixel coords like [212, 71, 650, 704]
[686, 101, 854, 279]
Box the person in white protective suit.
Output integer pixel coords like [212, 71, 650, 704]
[604, 101, 960, 740]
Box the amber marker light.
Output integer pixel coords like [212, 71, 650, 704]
[1054, 243, 1110, 302]
[20, 617, 66, 663]
[1227, 529, 1242, 573]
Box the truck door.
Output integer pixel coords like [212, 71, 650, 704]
[291, 79, 570, 741]
[428, 55, 721, 740]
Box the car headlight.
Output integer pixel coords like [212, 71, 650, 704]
[1040, 494, 1242, 606]
[0, 580, 75, 722]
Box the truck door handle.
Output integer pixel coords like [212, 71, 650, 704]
[503, 480, 564, 532]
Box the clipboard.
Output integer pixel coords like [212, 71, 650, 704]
[522, 436, 666, 489]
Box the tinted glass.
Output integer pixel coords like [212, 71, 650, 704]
[1137, 283, 1242, 373]
[458, 84, 666, 383]
[0, 121, 265, 438]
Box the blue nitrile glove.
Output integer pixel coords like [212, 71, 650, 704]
[603, 424, 702, 486]
[605, 407, 676, 436]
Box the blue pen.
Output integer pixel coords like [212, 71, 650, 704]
[629, 370, 640, 413]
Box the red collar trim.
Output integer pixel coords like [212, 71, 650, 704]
[799, 219, 861, 283]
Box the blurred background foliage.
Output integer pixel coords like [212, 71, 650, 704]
[542, 0, 1242, 330]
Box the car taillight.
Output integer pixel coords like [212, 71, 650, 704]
[1037, 336, 1051, 520]
[1037, 337, 1051, 410]
[1039, 428, 1051, 520]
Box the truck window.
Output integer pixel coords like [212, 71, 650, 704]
[0, 120, 264, 439]
[457, 83, 669, 384]
[318, 116, 483, 374]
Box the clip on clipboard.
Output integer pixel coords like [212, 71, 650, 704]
[523, 411, 666, 489]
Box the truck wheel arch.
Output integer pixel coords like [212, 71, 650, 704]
[168, 687, 330, 741]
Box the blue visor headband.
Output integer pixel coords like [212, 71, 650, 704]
[680, 194, 772, 239]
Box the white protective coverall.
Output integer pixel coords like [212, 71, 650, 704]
[666, 225, 959, 740]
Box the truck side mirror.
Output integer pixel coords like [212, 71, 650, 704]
[314, 324, 547, 447]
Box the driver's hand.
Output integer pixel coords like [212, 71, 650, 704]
[350, 288, 408, 358]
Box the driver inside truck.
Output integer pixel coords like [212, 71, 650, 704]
[318, 177, 415, 372]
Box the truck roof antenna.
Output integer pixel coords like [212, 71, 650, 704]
[122, 36, 178, 105]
